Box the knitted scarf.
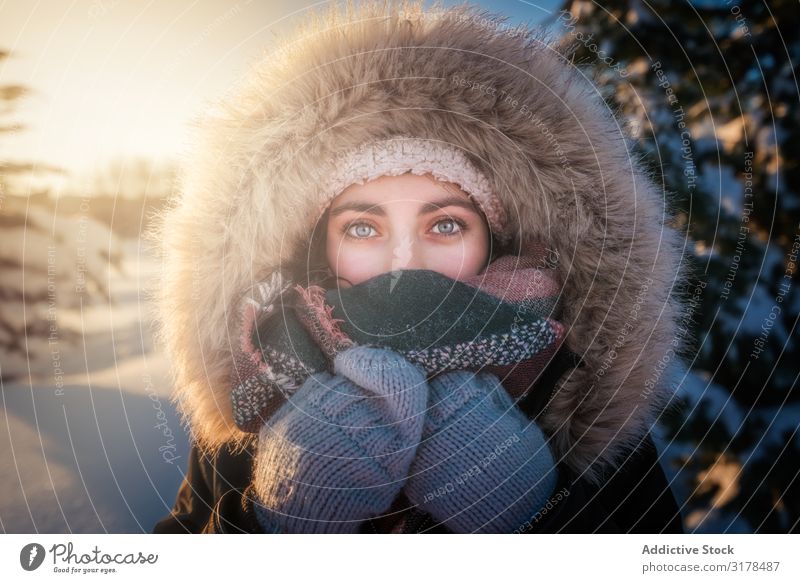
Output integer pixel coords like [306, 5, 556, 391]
[231, 242, 567, 433]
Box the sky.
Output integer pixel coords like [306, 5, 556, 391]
[0, 0, 562, 195]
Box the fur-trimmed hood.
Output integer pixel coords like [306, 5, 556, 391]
[153, 0, 690, 485]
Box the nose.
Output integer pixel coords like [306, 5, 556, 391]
[387, 233, 425, 272]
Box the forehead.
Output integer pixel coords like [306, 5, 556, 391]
[330, 172, 476, 209]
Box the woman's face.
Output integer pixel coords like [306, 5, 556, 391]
[325, 173, 491, 288]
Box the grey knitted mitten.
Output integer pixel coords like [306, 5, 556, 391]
[403, 369, 559, 533]
[251, 345, 428, 533]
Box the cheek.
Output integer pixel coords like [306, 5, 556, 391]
[429, 237, 490, 279]
[447, 220, 491, 275]
[325, 232, 376, 282]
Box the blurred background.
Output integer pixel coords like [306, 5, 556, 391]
[0, 0, 797, 533]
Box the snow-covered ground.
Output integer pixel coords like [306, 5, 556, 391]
[0, 241, 189, 533]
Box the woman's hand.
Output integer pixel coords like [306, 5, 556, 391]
[251, 345, 428, 533]
[403, 370, 559, 533]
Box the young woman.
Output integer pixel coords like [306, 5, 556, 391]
[152, 0, 688, 534]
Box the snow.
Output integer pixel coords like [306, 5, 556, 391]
[716, 117, 745, 153]
[699, 162, 744, 216]
[685, 0, 732, 8]
[0, 375, 187, 533]
[740, 402, 800, 460]
[674, 368, 745, 438]
[625, 0, 656, 26]
[712, 243, 790, 360]
[684, 506, 753, 533]
[656, 365, 798, 533]
[0, 243, 188, 533]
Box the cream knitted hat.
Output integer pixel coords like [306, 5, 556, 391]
[312, 136, 511, 244]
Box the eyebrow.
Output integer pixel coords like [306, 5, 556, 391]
[328, 195, 479, 218]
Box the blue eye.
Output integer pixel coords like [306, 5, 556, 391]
[432, 218, 466, 237]
[344, 222, 377, 239]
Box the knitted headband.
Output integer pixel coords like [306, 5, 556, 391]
[310, 136, 512, 244]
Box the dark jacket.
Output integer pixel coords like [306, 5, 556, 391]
[152, 347, 685, 534]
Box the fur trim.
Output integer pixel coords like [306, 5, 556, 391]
[151, 0, 691, 485]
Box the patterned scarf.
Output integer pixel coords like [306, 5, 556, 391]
[230, 242, 567, 433]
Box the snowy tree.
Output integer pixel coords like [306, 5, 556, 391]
[553, 0, 799, 532]
[0, 49, 124, 381]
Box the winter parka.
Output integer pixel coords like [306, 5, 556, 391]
[150, 0, 690, 534]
